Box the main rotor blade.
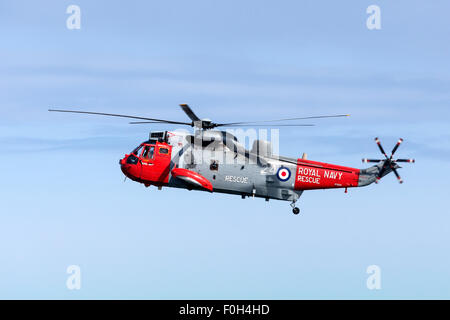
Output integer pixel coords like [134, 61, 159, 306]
[217, 114, 350, 127]
[129, 121, 180, 124]
[217, 123, 315, 127]
[390, 138, 403, 158]
[179, 104, 200, 121]
[48, 109, 192, 126]
[375, 137, 388, 158]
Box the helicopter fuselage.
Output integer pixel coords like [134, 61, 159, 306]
[119, 130, 372, 205]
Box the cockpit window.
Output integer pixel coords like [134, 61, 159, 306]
[126, 154, 139, 164]
[142, 145, 155, 159]
[149, 146, 155, 158]
[142, 146, 149, 159]
[159, 147, 169, 155]
[132, 145, 143, 155]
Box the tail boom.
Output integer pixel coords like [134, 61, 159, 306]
[293, 159, 360, 190]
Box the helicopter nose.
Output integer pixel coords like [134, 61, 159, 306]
[119, 157, 128, 174]
[119, 157, 126, 166]
[120, 155, 140, 181]
[119, 155, 128, 169]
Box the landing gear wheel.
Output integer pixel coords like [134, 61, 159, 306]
[292, 207, 300, 215]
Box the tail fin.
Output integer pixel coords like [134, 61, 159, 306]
[358, 161, 384, 187]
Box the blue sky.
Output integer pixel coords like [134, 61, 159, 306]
[0, 0, 449, 299]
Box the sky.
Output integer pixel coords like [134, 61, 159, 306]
[0, 0, 449, 299]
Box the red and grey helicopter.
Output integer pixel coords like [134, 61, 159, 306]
[49, 104, 414, 214]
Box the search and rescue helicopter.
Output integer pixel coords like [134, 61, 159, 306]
[49, 104, 414, 214]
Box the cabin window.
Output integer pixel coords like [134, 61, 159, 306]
[210, 160, 219, 171]
[159, 147, 169, 155]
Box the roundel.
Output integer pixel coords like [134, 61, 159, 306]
[277, 167, 291, 181]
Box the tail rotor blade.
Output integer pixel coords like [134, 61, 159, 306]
[390, 138, 403, 158]
[395, 159, 415, 163]
[391, 166, 403, 184]
[362, 158, 383, 163]
[375, 137, 388, 158]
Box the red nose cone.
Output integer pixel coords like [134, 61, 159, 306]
[120, 155, 139, 181]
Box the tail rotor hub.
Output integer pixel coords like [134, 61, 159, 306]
[362, 137, 415, 184]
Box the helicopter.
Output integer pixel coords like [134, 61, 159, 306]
[49, 104, 415, 214]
